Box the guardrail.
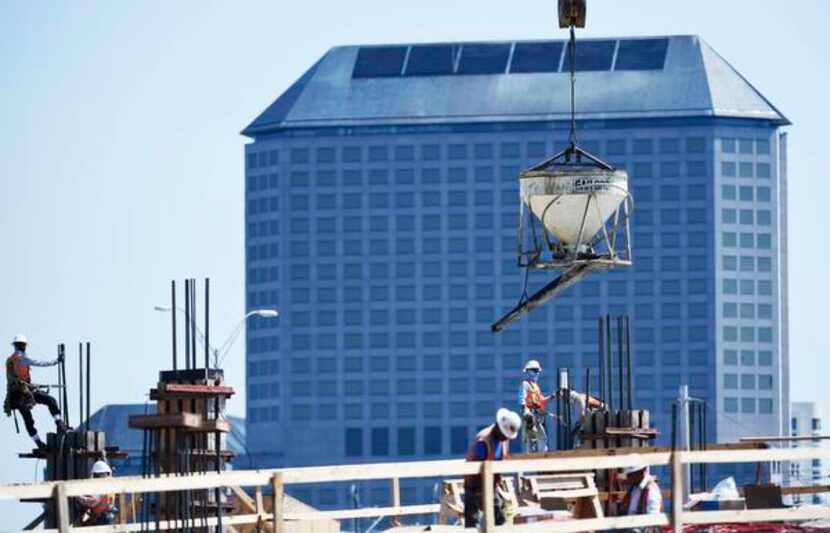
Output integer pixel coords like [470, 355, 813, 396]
[2, 446, 830, 533]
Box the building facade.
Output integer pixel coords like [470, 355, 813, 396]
[790, 402, 825, 505]
[242, 36, 789, 507]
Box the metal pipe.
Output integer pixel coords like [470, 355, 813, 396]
[191, 278, 197, 370]
[625, 316, 633, 410]
[185, 279, 191, 370]
[171, 280, 178, 371]
[605, 315, 613, 412]
[60, 344, 68, 426]
[86, 342, 90, 430]
[598, 317, 604, 409]
[205, 277, 210, 373]
[78, 342, 83, 426]
[617, 316, 624, 411]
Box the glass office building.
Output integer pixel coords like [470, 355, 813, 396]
[242, 36, 789, 506]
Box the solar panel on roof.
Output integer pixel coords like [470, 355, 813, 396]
[562, 40, 616, 72]
[352, 46, 407, 78]
[510, 42, 564, 73]
[404, 44, 458, 76]
[615, 39, 669, 71]
[457, 43, 511, 75]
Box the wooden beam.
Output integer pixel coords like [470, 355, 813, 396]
[284, 503, 441, 521]
[682, 446, 830, 464]
[390, 477, 401, 527]
[54, 484, 69, 533]
[683, 507, 830, 524]
[272, 472, 284, 533]
[482, 461, 495, 532]
[671, 451, 683, 533]
[740, 434, 830, 443]
[128, 412, 203, 429]
[493, 452, 672, 474]
[491, 513, 668, 532]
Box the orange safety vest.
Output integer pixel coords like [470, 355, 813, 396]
[6, 353, 31, 383]
[80, 493, 114, 515]
[464, 425, 508, 485]
[523, 379, 546, 410]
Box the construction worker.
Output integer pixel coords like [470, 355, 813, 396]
[519, 359, 549, 452]
[520, 359, 606, 451]
[77, 460, 117, 525]
[4, 334, 71, 449]
[611, 463, 663, 533]
[463, 408, 521, 528]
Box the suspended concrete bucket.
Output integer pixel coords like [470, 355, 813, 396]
[518, 165, 632, 270]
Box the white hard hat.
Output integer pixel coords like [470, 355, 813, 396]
[622, 463, 648, 476]
[523, 359, 541, 372]
[91, 460, 112, 476]
[12, 334, 28, 345]
[496, 408, 521, 440]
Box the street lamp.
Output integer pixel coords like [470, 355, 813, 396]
[154, 306, 278, 369]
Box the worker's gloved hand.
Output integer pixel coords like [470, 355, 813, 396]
[522, 410, 534, 430]
[58, 352, 65, 363]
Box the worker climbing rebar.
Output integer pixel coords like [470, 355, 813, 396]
[4, 334, 72, 449]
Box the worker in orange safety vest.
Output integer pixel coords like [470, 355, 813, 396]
[77, 460, 118, 525]
[4, 334, 71, 449]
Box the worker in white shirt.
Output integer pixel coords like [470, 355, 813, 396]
[613, 463, 662, 533]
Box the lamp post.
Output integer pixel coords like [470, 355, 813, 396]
[154, 306, 278, 369]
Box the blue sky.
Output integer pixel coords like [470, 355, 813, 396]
[0, 0, 828, 526]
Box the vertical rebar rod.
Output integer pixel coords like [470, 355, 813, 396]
[671, 402, 677, 452]
[86, 343, 91, 431]
[585, 366, 591, 409]
[617, 316, 624, 411]
[605, 315, 613, 412]
[78, 343, 84, 426]
[56, 345, 63, 417]
[625, 316, 633, 410]
[689, 400, 696, 490]
[191, 278, 197, 370]
[598, 317, 604, 406]
[171, 280, 177, 371]
[205, 277, 210, 374]
[60, 344, 68, 426]
[185, 279, 191, 370]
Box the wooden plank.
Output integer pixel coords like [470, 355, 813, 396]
[537, 488, 598, 499]
[683, 507, 830, 524]
[493, 452, 672, 474]
[128, 412, 202, 429]
[683, 446, 830, 464]
[272, 472, 284, 533]
[482, 461, 495, 532]
[150, 383, 235, 400]
[185, 419, 231, 433]
[740, 434, 830, 443]
[284, 503, 441, 521]
[671, 451, 683, 533]
[391, 477, 401, 527]
[491, 513, 669, 532]
[54, 483, 69, 533]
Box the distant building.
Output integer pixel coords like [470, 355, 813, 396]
[87, 404, 248, 476]
[242, 35, 790, 506]
[790, 402, 825, 505]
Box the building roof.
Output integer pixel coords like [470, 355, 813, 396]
[242, 35, 788, 137]
[86, 403, 246, 455]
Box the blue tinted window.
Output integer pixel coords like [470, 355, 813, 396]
[345, 428, 363, 456]
[615, 39, 669, 71]
[563, 40, 615, 71]
[405, 45, 458, 76]
[353, 46, 407, 78]
[458, 43, 510, 74]
[510, 42, 563, 73]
